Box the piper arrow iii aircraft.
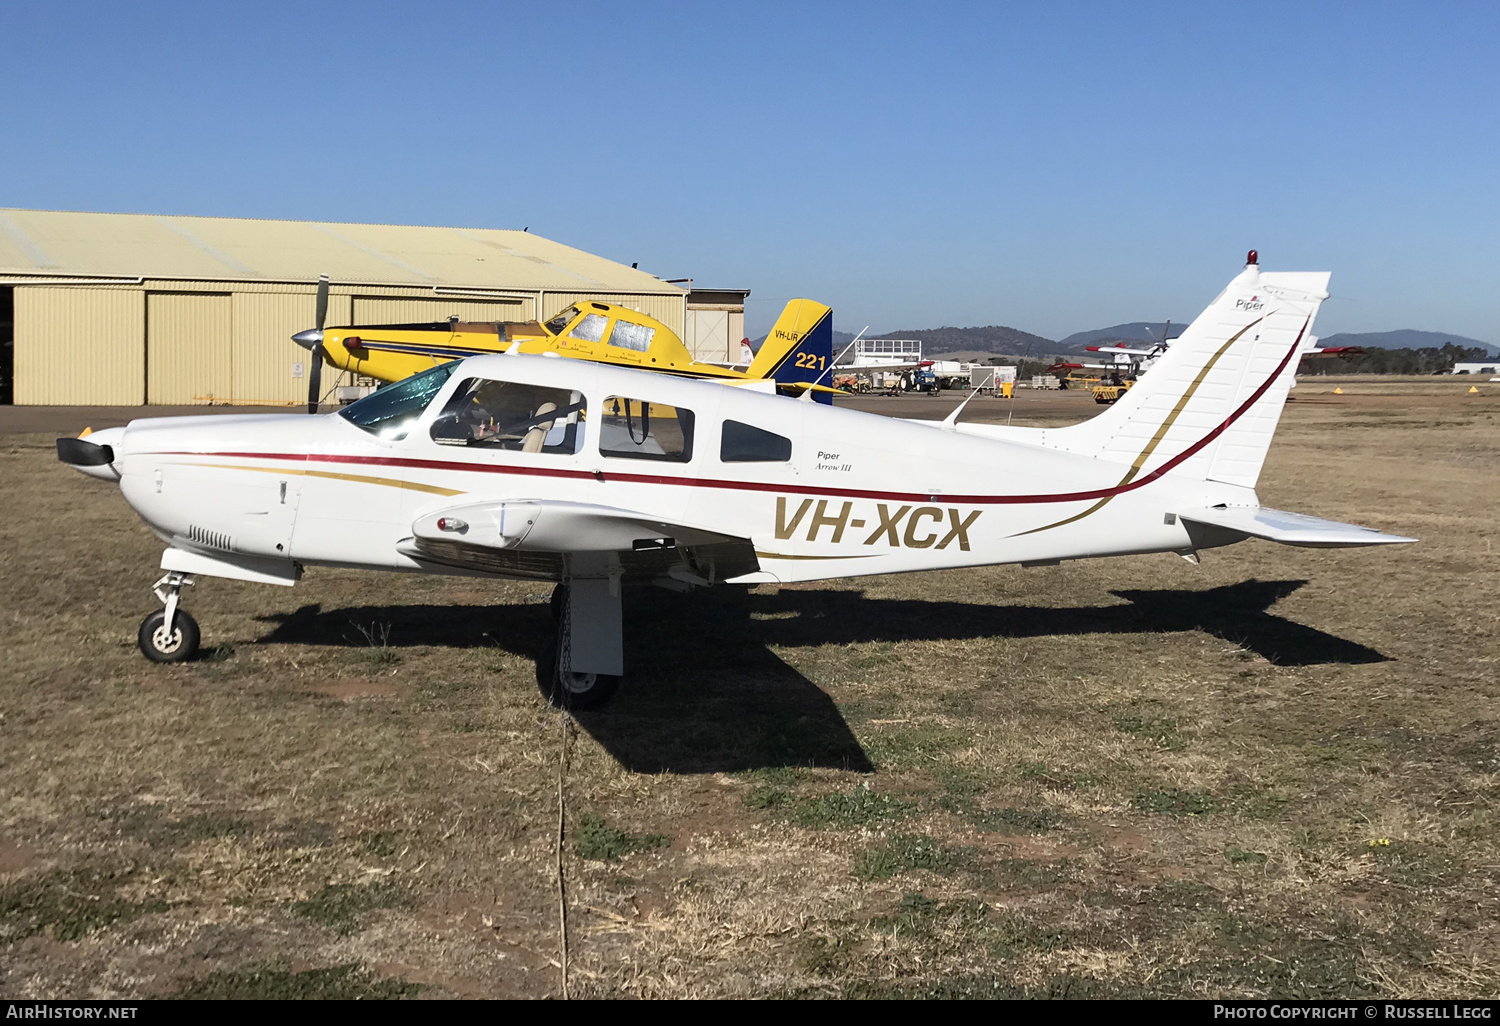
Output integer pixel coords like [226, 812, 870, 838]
[58, 252, 1414, 709]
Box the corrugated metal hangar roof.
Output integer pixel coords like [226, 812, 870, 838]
[0, 208, 684, 295]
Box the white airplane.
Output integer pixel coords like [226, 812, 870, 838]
[58, 253, 1414, 709]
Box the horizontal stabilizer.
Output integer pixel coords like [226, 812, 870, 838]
[1178, 506, 1416, 548]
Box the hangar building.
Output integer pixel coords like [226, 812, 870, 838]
[0, 208, 726, 406]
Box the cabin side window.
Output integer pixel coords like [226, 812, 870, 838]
[340, 361, 458, 441]
[568, 313, 609, 343]
[606, 320, 654, 352]
[544, 305, 580, 334]
[599, 396, 694, 462]
[429, 377, 586, 454]
[720, 420, 792, 463]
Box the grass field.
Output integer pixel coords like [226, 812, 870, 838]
[1, 380, 1496, 999]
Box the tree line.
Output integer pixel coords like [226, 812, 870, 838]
[1303, 343, 1493, 375]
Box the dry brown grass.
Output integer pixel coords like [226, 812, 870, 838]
[1, 384, 1497, 998]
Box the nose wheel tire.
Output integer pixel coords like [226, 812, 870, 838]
[535, 641, 620, 710]
[138, 609, 200, 663]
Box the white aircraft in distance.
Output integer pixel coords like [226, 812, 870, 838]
[1083, 324, 1364, 379]
[59, 252, 1414, 709]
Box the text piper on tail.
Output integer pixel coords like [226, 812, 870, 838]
[59, 252, 1413, 709]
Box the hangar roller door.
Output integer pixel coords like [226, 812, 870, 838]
[684, 308, 730, 361]
[147, 292, 231, 404]
[353, 295, 534, 327]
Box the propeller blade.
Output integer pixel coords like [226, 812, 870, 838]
[315, 274, 329, 331]
[307, 344, 324, 413]
[306, 274, 330, 412]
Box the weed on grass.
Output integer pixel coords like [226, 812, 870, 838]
[357, 831, 400, 858]
[870, 892, 989, 942]
[0, 866, 169, 942]
[871, 893, 1068, 958]
[965, 806, 1059, 833]
[290, 883, 411, 936]
[773, 785, 915, 830]
[800, 933, 863, 977]
[854, 834, 975, 880]
[862, 724, 970, 770]
[1113, 712, 1189, 751]
[1365, 840, 1463, 888]
[994, 858, 1072, 889]
[1133, 788, 1218, 816]
[172, 962, 422, 1000]
[573, 814, 669, 862]
[1226, 847, 1269, 864]
[350, 621, 401, 666]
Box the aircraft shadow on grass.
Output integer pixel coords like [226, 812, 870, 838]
[255, 578, 1385, 774]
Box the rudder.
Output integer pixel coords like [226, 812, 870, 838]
[747, 298, 835, 404]
[1043, 254, 1329, 490]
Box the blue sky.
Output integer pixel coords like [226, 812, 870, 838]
[3, 1, 1496, 342]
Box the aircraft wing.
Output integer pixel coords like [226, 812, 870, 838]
[395, 499, 760, 584]
[842, 360, 931, 372]
[1086, 344, 1159, 356]
[1177, 506, 1416, 547]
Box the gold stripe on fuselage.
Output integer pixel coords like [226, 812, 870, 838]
[177, 462, 465, 497]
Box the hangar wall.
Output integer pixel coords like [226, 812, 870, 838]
[12, 281, 682, 405]
[1, 210, 690, 406]
[15, 287, 145, 405]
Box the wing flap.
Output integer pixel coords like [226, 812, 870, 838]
[1178, 505, 1416, 548]
[399, 499, 760, 582]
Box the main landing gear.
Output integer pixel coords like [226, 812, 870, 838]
[138, 572, 200, 663]
[537, 581, 622, 711]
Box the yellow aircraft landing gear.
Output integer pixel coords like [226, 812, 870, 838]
[138, 572, 200, 663]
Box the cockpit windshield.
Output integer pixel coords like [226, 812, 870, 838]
[339, 361, 458, 440]
[544, 306, 581, 335]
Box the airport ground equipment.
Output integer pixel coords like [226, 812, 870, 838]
[59, 253, 1415, 709]
[900, 366, 942, 394]
[969, 366, 1017, 397]
[1091, 379, 1134, 404]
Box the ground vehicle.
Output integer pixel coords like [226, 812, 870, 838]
[1091, 376, 1134, 404]
[900, 367, 942, 394]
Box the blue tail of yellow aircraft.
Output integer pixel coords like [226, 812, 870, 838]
[747, 299, 835, 404]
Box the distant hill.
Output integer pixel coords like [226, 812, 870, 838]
[1056, 322, 1186, 351]
[757, 325, 1056, 359]
[1317, 330, 1497, 356]
[763, 324, 1498, 361]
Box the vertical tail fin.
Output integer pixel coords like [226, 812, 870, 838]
[1046, 255, 1329, 489]
[747, 298, 835, 404]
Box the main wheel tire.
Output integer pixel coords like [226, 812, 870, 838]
[549, 583, 566, 623]
[138, 609, 200, 663]
[535, 641, 621, 710]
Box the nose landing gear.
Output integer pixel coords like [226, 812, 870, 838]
[138, 572, 200, 663]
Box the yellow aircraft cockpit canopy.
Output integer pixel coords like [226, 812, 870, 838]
[529, 302, 701, 372]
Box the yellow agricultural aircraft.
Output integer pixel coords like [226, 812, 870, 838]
[292, 278, 837, 410]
